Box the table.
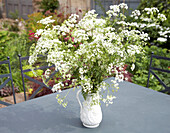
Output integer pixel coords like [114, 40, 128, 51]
[0, 77, 170, 133]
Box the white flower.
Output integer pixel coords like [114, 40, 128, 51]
[44, 69, 51, 78]
[37, 16, 55, 25]
[52, 82, 64, 92]
[159, 30, 170, 36]
[34, 29, 44, 37]
[131, 63, 135, 71]
[110, 5, 120, 13]
[131, 10, 141, 18]
[158, 13, 167, 21]
[157, 37, 167, 42]
[119, 3, 128, 10]
[139, 23, 146, 28]
[147, 23, 156, 28]
[125, 77, 128, 81]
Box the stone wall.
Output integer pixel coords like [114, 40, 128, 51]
[33, 0, 91, 18]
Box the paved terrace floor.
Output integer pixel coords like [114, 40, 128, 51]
[0, 92, 25, 108]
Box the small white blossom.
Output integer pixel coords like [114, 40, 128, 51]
[52, 82, 64, 92]
[157, 37, 167, 42]
[119, 3, 128, 10]
[131, 63, 135, 71]
[37, 16, 55, 25]
[158, 13, 167, 21]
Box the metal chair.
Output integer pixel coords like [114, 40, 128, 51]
[18, 54, 58, 101]
[0, 57, 16, 106]
[147, 52, 170, 93]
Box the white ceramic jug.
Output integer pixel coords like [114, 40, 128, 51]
[76, 89, 102, 128]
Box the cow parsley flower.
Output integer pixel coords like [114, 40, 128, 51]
[37, 16, 55, 25]
[157, 37, 167, 42]
[29, 3, 147, 107]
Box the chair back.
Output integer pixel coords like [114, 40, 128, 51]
[0, 57, 16, 106]
[147, 53, 170, 93]
[18, 54, 58, 101]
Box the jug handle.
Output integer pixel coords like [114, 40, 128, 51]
[76, 89, 82, 111]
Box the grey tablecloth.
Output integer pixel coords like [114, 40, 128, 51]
[0, 77, 170, 133]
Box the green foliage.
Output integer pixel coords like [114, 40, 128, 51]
[0, 31, 18, 73]
[128, 46, 170, 91]
[23, 65, 43, 77]
[37, 0, 59, 13]
[25, 9, 70, 37]
[25, 12, 45, 32]
[1, 19, 20, 32]
[8, 23, 20, 32]
[7, 33, 31, 91]
[9, 10, 19, 20]
[0, 31, 11, 44]
[0, 31, 31, 91]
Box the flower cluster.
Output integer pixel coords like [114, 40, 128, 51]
[106, 3, 127, 18]
[130, 7, 169, 45]
[29, 3, 148, 107]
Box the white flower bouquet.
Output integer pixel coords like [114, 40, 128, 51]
[29, 3, 149, 107]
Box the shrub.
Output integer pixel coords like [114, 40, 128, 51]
[138, 0, 170, 26]
[127, 7, 169, 49]
[37, 0, 59, 13]
[127, 46, 170, 91]
[25, 6, 73, 41]
[0, 31, 31, 91]
[0, 31, 18, 72]
[25, 12, 45, 33]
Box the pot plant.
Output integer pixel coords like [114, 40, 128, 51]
[29, 3, 149, 128]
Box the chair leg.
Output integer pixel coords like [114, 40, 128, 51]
[147, 70, 150, 88]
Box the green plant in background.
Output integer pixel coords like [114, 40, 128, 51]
[8, 33, 31, 91]
[0, 32, 31, 91]
[1, 21, 10, 29]
[37, 0, 59, 13]
[25, 12, 45, 32]
[135, 0, 170, 49]
[25, 6, 72, 45]
[8, 23, 20, 32]
[0, 31, 14, 73]
[127, 46, 170, 92]
[25, 6, 71, 33]
[138, 0, 170, 27]
[23, 65, 43, 77]
[0, 31, 11, 43]
[9, 10, 19, 20]
[127, 7, 169, 49]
